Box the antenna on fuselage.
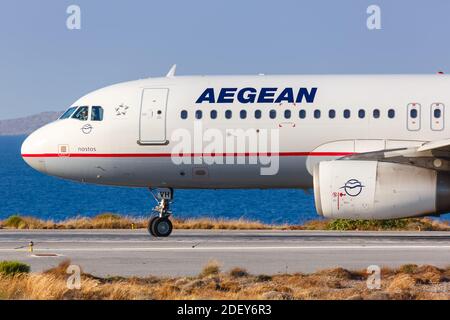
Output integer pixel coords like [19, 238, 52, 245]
[166, 64, 177, 77]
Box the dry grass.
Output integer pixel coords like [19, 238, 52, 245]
[0, 214, 448, 231]
[62, 213, 141, 229]
[0, 261, 448, 300]
[172, 218, 272, 230]
[200, 260, 222, 277]
[0, 214, 273, 230]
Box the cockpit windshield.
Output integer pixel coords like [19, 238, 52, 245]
[59, 106, 78, 119]
[72, 106, 89, 121]
[91, 106, 104, 121]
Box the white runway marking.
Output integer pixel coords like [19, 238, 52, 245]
[1, 245, 450, 252]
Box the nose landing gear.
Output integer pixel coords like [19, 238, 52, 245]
[148, 188, 174, 237]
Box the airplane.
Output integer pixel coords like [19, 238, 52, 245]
[21, 65, 450, 237]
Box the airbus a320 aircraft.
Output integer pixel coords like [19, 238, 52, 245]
[21, 65, 450, 237]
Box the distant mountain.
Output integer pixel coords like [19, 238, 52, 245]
[0, 111, 63, 136]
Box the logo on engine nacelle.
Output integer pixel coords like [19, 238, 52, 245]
[340, 179, 365, 197]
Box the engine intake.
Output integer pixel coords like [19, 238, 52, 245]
[313, 160, 450, 219]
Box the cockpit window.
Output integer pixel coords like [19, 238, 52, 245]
[59, 106, 77, 119]
[91, 106, 104, 121]
[72, 106, 89, 121]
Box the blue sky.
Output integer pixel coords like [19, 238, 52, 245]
[1, 0, 450, 119]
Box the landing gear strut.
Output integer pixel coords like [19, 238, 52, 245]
[147, 188, 174, 237]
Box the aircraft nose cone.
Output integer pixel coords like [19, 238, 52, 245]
[21, 132, 47, 174]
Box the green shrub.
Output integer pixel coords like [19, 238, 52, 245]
[3, 215, 27, 229]
[399, 264, 419, 274]
[326, 219, 408, 231]
[0, 261, 30, 276]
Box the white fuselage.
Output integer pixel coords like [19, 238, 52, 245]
[21, 74, 450, 189]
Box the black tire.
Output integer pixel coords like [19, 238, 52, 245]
[151, 217, 173, 237]
[147, 216, 158, 236]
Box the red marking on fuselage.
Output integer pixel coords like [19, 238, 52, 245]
[22, 152, 355, 158]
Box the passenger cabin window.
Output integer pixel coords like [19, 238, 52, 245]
[388, 109, 395, 118]
[358, 109, 365, 119]
[210, 110, 217, 119]
[284, 110, 291, 119]
[181, 110, 188, 119]
[373, 109, 380, 118]
[72, 106, 89, 121]
[240, 110, 247, 119]
[225, 110, 232, 119]
[343, 109, 351, 119]
[329, 109, 336, 119]
[269, 110, 276, 119]
[195, 110, 202, 119]
[299, 110, 306, 119]
[60, 107, 77, 119]
[91, 106, 104, 121]
[434, 108, 442, 118]
[255, 110, 262, 119]
[314, 110, 321, 119]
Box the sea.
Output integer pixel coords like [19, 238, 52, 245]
[1, 136, 448, 224]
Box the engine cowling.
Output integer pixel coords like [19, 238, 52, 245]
[313, 160, 450, 219]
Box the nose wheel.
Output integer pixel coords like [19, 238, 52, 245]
[147, 188, 174, 238]
[148, 217, 173, 237]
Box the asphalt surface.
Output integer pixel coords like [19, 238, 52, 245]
[0, 229, 449, 277]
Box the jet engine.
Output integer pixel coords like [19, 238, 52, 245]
[313, 160, 450, 219]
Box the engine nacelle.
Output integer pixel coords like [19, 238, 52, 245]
[313, 160, 450, 219]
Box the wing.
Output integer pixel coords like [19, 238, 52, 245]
[341, 139, 450, 171]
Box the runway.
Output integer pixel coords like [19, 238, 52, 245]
[0, 229, 449, 277]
